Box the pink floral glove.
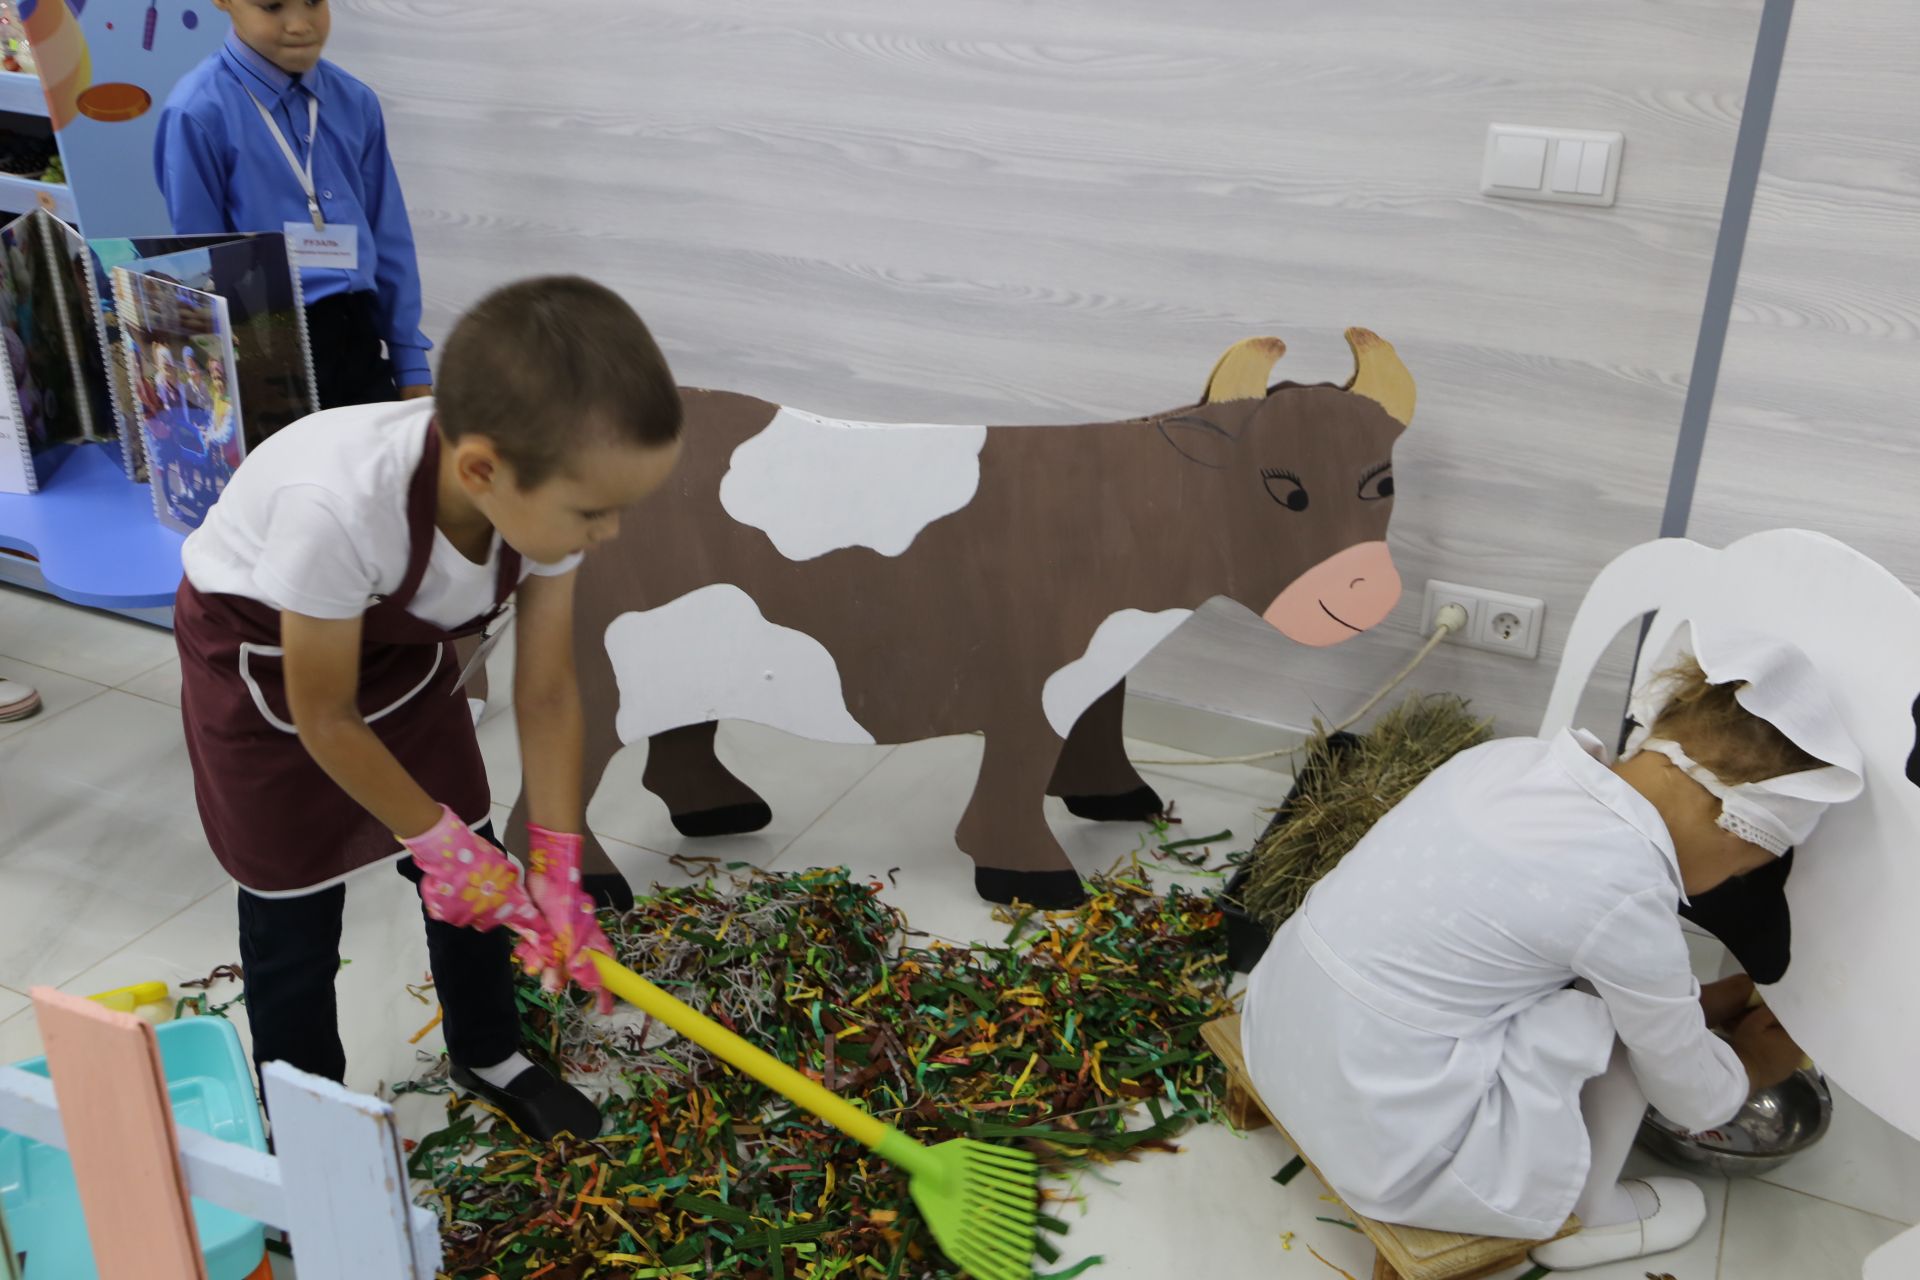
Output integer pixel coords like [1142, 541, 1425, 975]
[402, 806, 547, 940]
[514, 824, 616, 1014]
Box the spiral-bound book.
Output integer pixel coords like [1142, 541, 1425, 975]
[0, 209, 115, 495]
[112, 267, 246, 535]
[94, 232, 317, 488]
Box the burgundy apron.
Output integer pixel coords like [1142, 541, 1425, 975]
[176, 423, 521, 894]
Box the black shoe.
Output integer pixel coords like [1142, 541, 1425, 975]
[450, 1061, 602, 1142]
[973, 866, 1087, 910]
[583, 871, 635, 913]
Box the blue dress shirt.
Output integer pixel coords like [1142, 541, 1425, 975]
[154, 32, 431, 385]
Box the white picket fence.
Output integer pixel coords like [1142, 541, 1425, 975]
[0, 989, 439, 1280]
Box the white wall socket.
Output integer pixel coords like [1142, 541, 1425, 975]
[1423, 580, 1545, 660]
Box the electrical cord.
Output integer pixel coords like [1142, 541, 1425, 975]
[1127, 602, 1472, 768]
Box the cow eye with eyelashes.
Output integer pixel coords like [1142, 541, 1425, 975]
[1262, 467, 1309, 512]
[1358, 462, 1394, 501]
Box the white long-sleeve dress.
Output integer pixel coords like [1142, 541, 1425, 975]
[1242, 729, 1749, 1239]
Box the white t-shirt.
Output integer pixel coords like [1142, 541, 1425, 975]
[181, 400, 581, 627]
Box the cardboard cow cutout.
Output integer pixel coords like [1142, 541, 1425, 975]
[508, 331, 1413, 907]
[1542, 530, 1920, 1145]
[1544, 530, 1920, 1280]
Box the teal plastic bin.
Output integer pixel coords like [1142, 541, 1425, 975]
[0, 1015, 269, 1280]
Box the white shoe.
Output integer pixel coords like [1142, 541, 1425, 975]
[1530, 1177, 1707, 1271]
[0, 679, 42, 723]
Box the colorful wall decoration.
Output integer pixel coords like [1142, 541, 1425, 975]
[21, 1, 225, 237]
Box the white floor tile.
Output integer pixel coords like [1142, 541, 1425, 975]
[0, 657, 106, 744]
[0, 692, 229, 990]
[120, 654, 184, 708]
[1758, 1081, 1920, 1226]
[0, 585, 177, 686]
[479, 711, 895, 865]
[1050, 1122, 1376, 1279]
[0, 1003, 36, 1067]
[1719, 1178, 1905, 1280]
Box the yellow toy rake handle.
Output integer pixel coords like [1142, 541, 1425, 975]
[587, 950, 920, 1165]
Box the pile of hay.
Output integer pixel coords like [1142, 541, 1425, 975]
[1237, 694, 1493, 932]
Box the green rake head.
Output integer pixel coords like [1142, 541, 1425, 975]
[885, 1134, 1040, 1280]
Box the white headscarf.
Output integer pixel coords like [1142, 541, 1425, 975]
[1623, 621, 1864, 856]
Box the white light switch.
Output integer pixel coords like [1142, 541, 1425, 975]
[1576, 141, 1611, 196]
[1488, 134, 1547, 190]
[1482, 124, 1624, 207]
[1550, 140, 1585, 193]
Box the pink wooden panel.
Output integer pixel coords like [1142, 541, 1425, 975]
[30, 988, 206, 1280]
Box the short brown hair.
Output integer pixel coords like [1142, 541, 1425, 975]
[436, 276, 682, 487]
[1647, 658, 1826, 785]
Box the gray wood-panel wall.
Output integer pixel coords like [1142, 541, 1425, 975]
[333, 0, 1764, 736]
[1690, 0, 1920, 588]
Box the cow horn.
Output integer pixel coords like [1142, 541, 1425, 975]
[1202, 337, 1287, 404]
[1344, 328, 1415, 425]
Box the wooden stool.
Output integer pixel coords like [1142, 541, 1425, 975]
[1202, 1015, 1577, 1280]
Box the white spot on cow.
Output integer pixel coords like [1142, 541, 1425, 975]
[1042, 609, 1193, 738]
[605, 584, 876, 746]
[718, 406, 988, 561]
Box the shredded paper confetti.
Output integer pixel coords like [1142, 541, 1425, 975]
[404, 864, 1236, 1279]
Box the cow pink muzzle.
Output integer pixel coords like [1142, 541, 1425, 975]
[1262, 540, 1401, 647]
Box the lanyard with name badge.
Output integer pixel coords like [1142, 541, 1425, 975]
[244, 86, 322, 228]
[241, 80, 361, 270]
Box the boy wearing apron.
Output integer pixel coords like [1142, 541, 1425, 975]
[174, 276, 683, 1140]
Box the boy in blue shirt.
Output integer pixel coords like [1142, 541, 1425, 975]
[154, 0, 430, 408]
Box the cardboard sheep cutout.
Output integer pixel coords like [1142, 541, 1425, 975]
[508, 331, 1413, 906]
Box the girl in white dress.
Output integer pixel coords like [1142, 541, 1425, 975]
[1241, 624, 1862, 1270]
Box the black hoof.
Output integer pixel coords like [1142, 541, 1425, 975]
[1061, 783, 1165, 823]
[450, 1061, 602, 1142]
[583, 872, 635, 913]
[670, 802, 774, 838]
[974, 866, 1088, 910]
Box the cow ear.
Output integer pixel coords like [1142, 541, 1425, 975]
[1159, 414, 1240, 469]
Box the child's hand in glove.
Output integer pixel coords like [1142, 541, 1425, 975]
[515, 824, 617, 1014]
[401, 805, 552, 955]
[401, 805, 547, 939]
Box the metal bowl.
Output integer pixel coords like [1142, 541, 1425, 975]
[1637, 1068, 1833, 1177]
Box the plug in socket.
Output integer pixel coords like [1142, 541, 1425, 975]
[1423, 580, 1545, 660]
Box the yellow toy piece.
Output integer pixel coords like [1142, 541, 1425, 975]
[86, 980, 174, 1024]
